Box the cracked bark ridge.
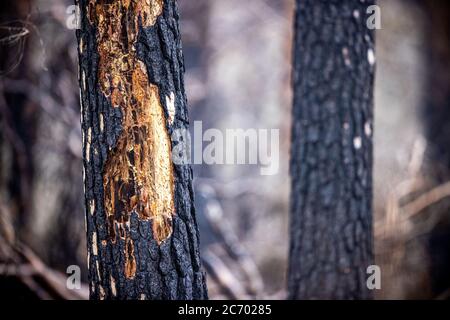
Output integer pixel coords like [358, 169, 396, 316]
[289, 0, 375, 299]
[76, 0, 207, 300]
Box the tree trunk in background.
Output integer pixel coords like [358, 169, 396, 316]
[421, 0, 450, 181]
[289, 0, 375, 299]
[420, 0, 450, 299]
[76, 0, 207, 300]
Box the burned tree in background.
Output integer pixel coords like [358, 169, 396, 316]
[422, 0, 450, 181]
[289, 0, 375, 299]
[419, 0, 450, 299]
[76, 0, 207, 299]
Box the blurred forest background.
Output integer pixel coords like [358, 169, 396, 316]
[0, 0, 449, 299]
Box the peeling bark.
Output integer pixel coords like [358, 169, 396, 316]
[289, 0, 375, 299]
[76, 0, 207, 299]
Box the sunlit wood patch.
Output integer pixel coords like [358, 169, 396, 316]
[124, 238, 136, 279]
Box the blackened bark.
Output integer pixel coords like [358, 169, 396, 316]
[76, 0, 207, 300]
[289, 0, 375, 299]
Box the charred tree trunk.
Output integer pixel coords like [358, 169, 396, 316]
[288, 0, 375, 299]
[76, 0, 207, 300]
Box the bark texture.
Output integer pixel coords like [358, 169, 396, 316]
[289, 0, 375, 299]
[76, 0, 207, 300]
